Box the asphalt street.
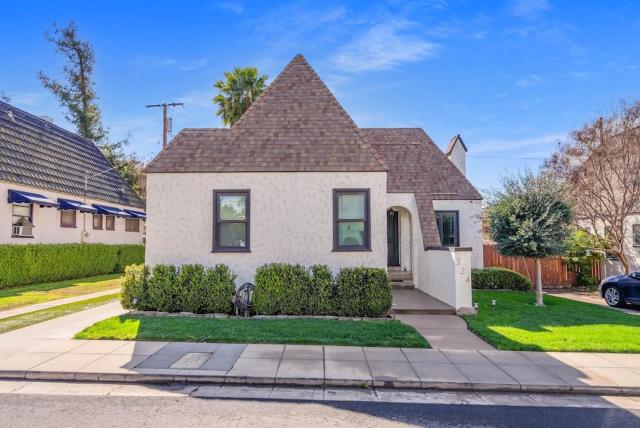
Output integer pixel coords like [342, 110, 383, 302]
[1, 392, 639, 428]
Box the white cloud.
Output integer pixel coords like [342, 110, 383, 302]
[8, 92, 48, 107]
[133, 56, 209, 71]
[332, 19, 439, 73]
[566, 70, 600, 80]
[511, 0, 551, 18]
[470, 133, 565, 155]
[216, 1, 243, 14]
[516, 73, 544, 88]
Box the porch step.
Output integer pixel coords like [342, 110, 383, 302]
[392, 289, 457, 315]
[389, 268, 414, 289]
[395, 308, 456, 315]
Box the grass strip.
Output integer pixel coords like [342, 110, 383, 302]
[463, 290, 640, 352]
[0, 274, 122, 312]
[76, 315, 429, 348]
[0, 293, 120, 334]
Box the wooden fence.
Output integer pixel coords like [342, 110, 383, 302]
[483, 244, 601, 288]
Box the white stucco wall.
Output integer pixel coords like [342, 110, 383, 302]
[447, 143, 466, 175]
[1, 181, 144, 245]
[145, 172, 388, 285]
[421, 248, 472, 310]
[579, 214, 640, 275]
[432, 199, 484, 268]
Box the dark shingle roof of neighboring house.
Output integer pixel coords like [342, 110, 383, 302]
[146, 54, 386, 173]
[0, 101, 145, 209]
[363, 128, 481, 247]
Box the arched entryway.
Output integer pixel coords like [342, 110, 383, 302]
[386, 206, 412, 271]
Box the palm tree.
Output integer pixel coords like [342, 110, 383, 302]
[213, 67, 267, 126]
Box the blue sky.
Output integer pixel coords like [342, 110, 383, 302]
[1, 0, 639, 191]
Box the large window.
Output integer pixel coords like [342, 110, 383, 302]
[60, 210, 76, 228]
[105, 215, 115, 231]
[435, 211, 459, 247]
[125, 218, 140, 232]
[213, 190, 250, 252]
[634, 224, 640, 247]
[93, 214, 103, 230]
[333, 189, 370, 251]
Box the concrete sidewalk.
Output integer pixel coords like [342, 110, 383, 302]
[0, 289, 121, 320]
[2, 339, 640, 395]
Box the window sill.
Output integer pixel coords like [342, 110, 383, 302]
[60, 225, 77, 228]
[332, 247, 372, 252]
[212, 248, 251, 253]
[11, 235, 33, 239]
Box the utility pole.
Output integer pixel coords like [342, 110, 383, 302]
[145, 102, 184, 149]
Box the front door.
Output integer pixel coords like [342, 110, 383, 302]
[387, 209, 400, 266]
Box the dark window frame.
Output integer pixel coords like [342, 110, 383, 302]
[333, 188, 371, 252]
[633, 224, 640, 247]
[59, 210, 76, 228]
[213, 190, 250, 252]
[125, 218, 140, 232]
[435, 210, 460, 247]
[105, 215, 115, 231]
[93, 214, 103, 230]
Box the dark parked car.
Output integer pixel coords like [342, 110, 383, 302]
[599, 272, 640, 307]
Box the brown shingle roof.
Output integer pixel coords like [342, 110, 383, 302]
[146, 54, 386, 173]
[362, 128, 481, 247]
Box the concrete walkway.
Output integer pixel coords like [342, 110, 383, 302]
[0, 288, 121, 320]
[1, 300, 640, 395]
[397, 314, 494, 350]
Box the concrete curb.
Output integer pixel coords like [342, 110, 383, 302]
[2, 370, 639, 396]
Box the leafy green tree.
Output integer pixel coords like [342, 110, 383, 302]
[213, 67, 267, 126]
[39, 22, 145, 198]
[562, 230, 602, 289]
[486, 171, 573, 305]
[39, 21, 106, 142]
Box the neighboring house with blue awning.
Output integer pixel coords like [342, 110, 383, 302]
[0, 101, 145, 244]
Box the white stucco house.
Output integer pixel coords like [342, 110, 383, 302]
[0, 101, 145, 245]
[145, 54, 482, 312]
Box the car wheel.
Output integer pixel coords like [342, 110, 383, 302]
[603, 285, 625, 307]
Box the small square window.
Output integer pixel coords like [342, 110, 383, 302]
[93, 214, 103, 230]
[105, 215, 115, 231]
[633, 224, 640, 247]
[333, 189, 370, 251]
[435, 211, 459, 247]
[60, 210, 76, 228]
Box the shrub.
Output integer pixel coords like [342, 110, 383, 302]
[254, 264, 391, 317]
[471, 267, 532, 291]
[0, 243, 144, 288]
[131, 263, 235, 314]
[334, 267, 392, 317]
[254, 263, 310, 315]
[146, 264, 179, 312]
[121, 264, 149, 309]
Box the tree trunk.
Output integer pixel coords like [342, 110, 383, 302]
[618, 250, 630, 274]
[535, 258, 544, 306]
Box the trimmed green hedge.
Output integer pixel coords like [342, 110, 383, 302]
[0, 244, 145, 288]
[122, 263, 235, 314]
[253, 263, 391, 317]
[471, 267, 532, 291]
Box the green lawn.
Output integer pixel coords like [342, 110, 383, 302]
[0, 293, 120, 334]
[0, 274, 122, 312]
[463, 290, 640, 352]
[75, 315, 429, 348]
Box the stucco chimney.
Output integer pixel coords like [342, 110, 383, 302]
[445, 134, 467, 175]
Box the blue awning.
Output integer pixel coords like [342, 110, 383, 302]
[124, 209, 146, 220]
[92, 204, 131, 217]
[8, 189, 58, 207]
[58, 198, 97, 214]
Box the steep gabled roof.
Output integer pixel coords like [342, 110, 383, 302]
[0, 101, 144, 208]
[146, 54, 386, 173]
[363, 128, 481, 247]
